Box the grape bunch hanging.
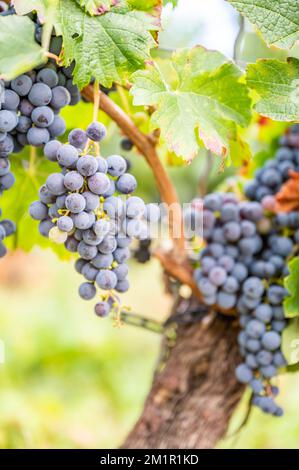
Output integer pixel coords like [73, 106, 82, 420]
[193, 125, 299, 417]
[30, 122, 158, 319]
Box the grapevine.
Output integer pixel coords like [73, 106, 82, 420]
[1, 0, 299, 451]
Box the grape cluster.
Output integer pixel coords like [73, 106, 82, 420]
[30, 122, 157, 318]
[193, 186, 293, 415]
[0, 6, 80, 257]
[193, 125, 299, 415]
[236, 279, 287, 416]
[0, 7, 80, 157]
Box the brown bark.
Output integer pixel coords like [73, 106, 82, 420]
[123, 299, 244, 449]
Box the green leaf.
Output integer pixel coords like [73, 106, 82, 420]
[282, 318, 299, 368]
[2, 153, 69, 259]
[228, 0, 299, 49]
[246, 58, 299, 121]
[59, 0, 157, 89]
[0, 15, 45, 79]
[284, 257, 299, 318]
[131, 47, 252, 161]
[75, 0, 112, 15]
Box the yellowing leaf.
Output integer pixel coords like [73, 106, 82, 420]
[246, 58, 299, 121]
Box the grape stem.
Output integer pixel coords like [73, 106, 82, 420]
[81, 85, 186, 260]
[45, 51, 60, 63]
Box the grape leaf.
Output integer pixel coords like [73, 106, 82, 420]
[1, 153, 69, 259]
[246, 58, 299, 121]
[130, 47, 252, 161]
[59, 0, 158, 89]
[284, 257, 299, 318]
[228, 0, 299, 49]
[0, 15, 45, 79]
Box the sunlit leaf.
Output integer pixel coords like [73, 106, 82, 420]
[131, 47, 252, 161]
[246, 58, 299, 121]
[229, 0, 299, 49]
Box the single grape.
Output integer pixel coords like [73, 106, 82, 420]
[64, 171, 84, 191]
[208, 266, 227, 286]
[96, 269, 117, 290]
[57, 215, 74, 232]
[79, 282, 96, 300]
[57, 144, 79, 167]
[65, 193, 86, 213]
[27, 127, 50, 146]
[11, 74, 32, 96]
[46, 172, 66, 195]
[48, 115, 66, 137]
[107, 155, 127, 177]
[36, 68, 59, 88]
[94, 301, 111, 317]
[50, 86, 71, 109]
[88, 172, 110, 195]
[44, 140, 61, 162]
[116, 173, 137, 194]
[29, 201, 48, 220]
[235, 364, 253, 384]
[0, 110, 17, 132]
[116, 279, 130, 293]
[28, 83, 52, 106]
[86, 121, 106, 142]
[261, 331, 281, 351]
[31, 106, 54, 128]
[77, 155, 98, 177]
[68, 128, 88, 149]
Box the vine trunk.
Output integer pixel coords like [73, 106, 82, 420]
[122, 299, 244, 449]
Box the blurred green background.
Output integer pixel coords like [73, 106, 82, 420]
[0, 0, 299, 449]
